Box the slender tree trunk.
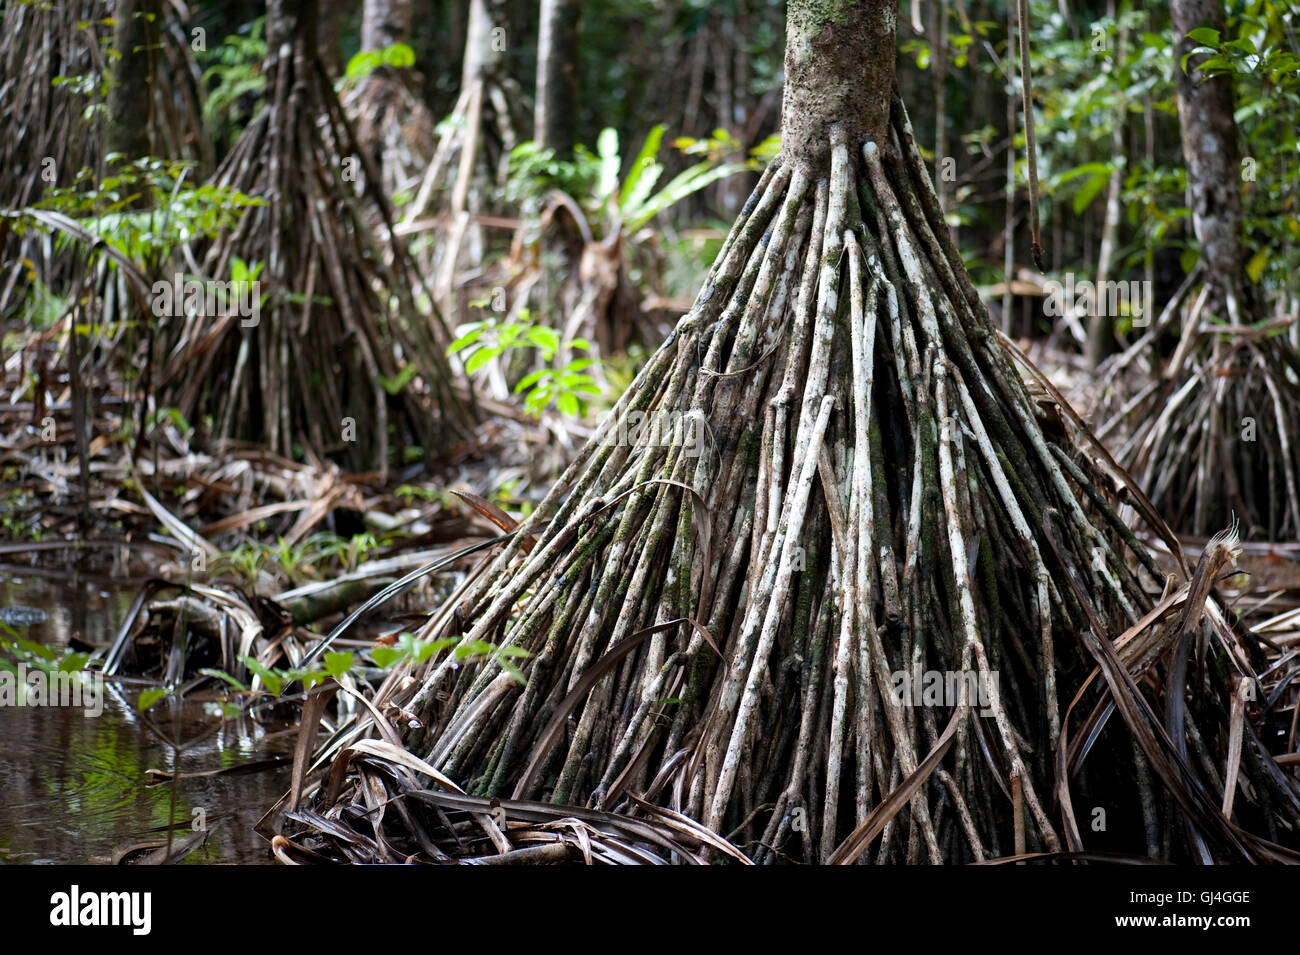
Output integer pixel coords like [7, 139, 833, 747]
[106, 0, 162, 161]
[1171, 0, 1246, 315]
[363, 0, 413, 52]
[461, 0, 510, 90]
[534, 0, 579, 156]
[1086, 7, 1128, 368]
[317, 0, 343, 77]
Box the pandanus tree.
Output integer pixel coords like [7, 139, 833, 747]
[294, 0, 1300, 864]
[1096, 0, 1300, 540]
[163, 0, 470, 471]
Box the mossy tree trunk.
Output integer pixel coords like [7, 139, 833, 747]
[1171, 0, 1247, 318]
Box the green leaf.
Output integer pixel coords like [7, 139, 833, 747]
[619, 124, 667, 212]
[241, 655, 283, 695]
[382, 42, 415, 69]
[1072, 169, 1109, 215]
[58, 652, 91, 672]
[453, 639, 497, 659]
[596, 127, 621, 203]
[464, 347, 495, 376]
[138, 687, 170, 711]
[378, 363, 418, 395]
[625, 162, 748, 232]
[556, 392, 581, 417]
[324, 651, 354, 679]
[345, 50, 382, 80]
[1186, 27, 1220, 47]
[448, 324, 486, 354]
[1052, 161, 1112, 188]
[370, 646, 403, 668]
[515, 368, 549, 392]
[198, 667, 249, 692]
[523, 325, 560, 355]
[500, 660, 527, 685]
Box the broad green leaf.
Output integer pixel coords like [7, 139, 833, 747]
[464, 347, 495, 376]
[139, 687, 170, 711]
[620, 124, 667, 212]
[448, 324, 486, 354]
[454, 639, 497, 659]
[1052, 161, 1112, 188]
[324, 651, 354, 679]
[241, 655, 283, 695]
[626, 162, 748, 233]
[1072, 169, 1109, 214]
[370, 646, 403, 668]
[515, 368, 549, 392]
[556, 392, 581, 417]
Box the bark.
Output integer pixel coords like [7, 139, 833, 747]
[318, 0, 343, 77]
[1086, 8, 1128, 368]
[267, 0, 317, 51]
[105, 0, 162, 162]
[363, 0, 414, 51]
[461, 0, 507, 89]
[781, 0, 896, 168]
[534, 0, 580, 156]
[1171, 0, 1246, 312]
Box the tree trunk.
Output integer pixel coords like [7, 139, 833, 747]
[105, 0, 162, 162]
[363, 0, 414, 53]
[534, 0, 579, 156]
[317, 0, 343, 78]
[780, 0, 894, 167]
[1170, 0, 1246, 315]
[1086, 6, 1128, 368]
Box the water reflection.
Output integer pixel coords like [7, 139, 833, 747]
[0, 571, 291, 864]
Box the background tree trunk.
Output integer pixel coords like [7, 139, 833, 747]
[106, 0, 162, 162]
[363, 0, 413, 52]
[1171, 0, 1246, 314]
[534, 0, 580, 156]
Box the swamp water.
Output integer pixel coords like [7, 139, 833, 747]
[0, 571, 292, 864]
